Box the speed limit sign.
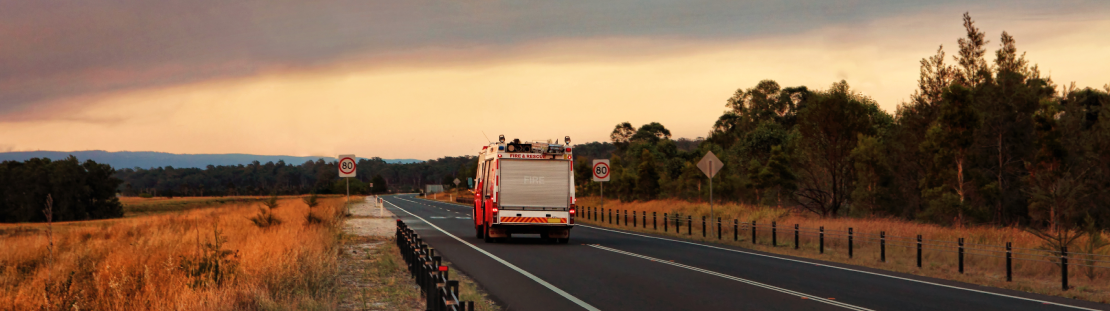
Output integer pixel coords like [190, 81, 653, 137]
[592, 159, 610, 182]
[338, 154, 357, 178]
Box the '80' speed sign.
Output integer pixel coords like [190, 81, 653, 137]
[338, 154, 357, 178]
[592, 159, 610, 182]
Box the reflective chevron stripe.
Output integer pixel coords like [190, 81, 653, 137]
[499, 217, 567, 224]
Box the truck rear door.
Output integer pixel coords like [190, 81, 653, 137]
[499, 159, 571, 208]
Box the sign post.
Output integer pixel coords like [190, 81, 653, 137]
[592, 159, 611, 213]
[338, 154, 357, 214]
[697, 151, 724, 229]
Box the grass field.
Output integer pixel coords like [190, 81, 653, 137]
[575, 197, 1110, 303]
[1, 196, 347, 310]
[119, 195, 343, 217]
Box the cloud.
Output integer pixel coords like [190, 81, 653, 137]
[5, 0, 1106, 116]
[3, 9, 1108, 159]
[2, 1, 1109, 158]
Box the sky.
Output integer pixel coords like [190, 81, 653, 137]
[2, 1, 1109, 160]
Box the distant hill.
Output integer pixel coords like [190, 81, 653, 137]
[0, 150, 423, 169]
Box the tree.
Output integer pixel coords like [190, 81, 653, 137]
[850, 134, 892, 216]
[635, 149, 660, 200]
[794, 81, 880, 217]
[1024, 98, 1094, 256]
[610, 122, 636, 151]
[0, 156, 123, 223]
[954, 12, 990, 88]
[630, 122, 672, 144]
[747, 145, 796, 207]
[919, 84, 981, 225]
[371, 175, 388, 193]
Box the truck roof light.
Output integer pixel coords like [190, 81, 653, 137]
[498, 134, 505, 143]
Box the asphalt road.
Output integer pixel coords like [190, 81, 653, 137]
[383, 194, 1107, 311]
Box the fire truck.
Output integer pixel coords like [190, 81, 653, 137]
[473, 135, 576, 244]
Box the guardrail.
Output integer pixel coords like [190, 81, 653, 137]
[580, 206, 1109, 291]
[396, 220, 476, 311]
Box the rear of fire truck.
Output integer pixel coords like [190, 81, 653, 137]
[473, 135, 576, 244]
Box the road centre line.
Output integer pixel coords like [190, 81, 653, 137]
[581, 225, 1099, 311]
[588, 244, 872, 310]
[387, 198, 601, 311]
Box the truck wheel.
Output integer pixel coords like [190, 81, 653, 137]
[476, 225, 484, 239]
[483, 225, 494, 243]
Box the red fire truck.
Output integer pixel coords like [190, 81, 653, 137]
[473, 135, 576, 243]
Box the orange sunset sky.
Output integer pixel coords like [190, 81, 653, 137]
[2, 1, 1109, 160]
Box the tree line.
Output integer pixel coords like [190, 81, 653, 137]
[0, 156, 123, 222]
[114, 156, 478, 197]
[1, 154, 478, 223]
[574, 14, 1110, 236]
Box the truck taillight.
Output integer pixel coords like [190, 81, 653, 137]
[492, 207, 498, 213]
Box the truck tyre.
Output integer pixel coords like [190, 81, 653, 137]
[483, 224, 494, 243]
[476, 225, 484, 239]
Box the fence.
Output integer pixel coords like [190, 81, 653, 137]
[578, 206, 1110, 291]
[396, 220, 476, 311]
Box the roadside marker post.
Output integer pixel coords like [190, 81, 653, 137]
[820, 227, 825, 254]
[453, 178, 461, 202]
[772, 222, 777, 247]
[848, 228, 853, 258]
[795, 224, 800, 250]
[751, 220, 756, 244]
[1006, 242, 1013, 282]
[734, 220, 739, 241]
[880, 231, 886, 262]
[958, 238, 964, 274]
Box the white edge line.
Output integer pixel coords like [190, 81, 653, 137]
[387, 198, 601, 311]
[588, 244, 872, 311]
[581, 225, 1101, 311]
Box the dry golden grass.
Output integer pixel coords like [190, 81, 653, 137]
[576, 197, 1110, 303]
[1, 196, 347, 310]
[119, 195, 343, 217]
